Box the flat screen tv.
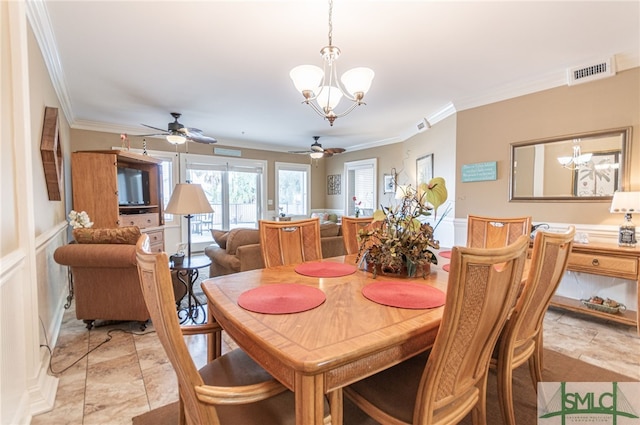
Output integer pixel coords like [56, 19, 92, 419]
[117, 167, 150, 206]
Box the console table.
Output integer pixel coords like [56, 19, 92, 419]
[550, 242, 640, 335]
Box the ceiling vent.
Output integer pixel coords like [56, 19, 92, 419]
[567, 58, 615, 86]
[416, 118, 431, 133]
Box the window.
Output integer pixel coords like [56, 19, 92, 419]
[275, 162, 310, 216]
[344, 159, 377, 216]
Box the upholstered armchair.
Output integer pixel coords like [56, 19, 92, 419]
[53, 227, 151, 329]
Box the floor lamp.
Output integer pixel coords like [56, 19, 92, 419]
[165, 183, 213, 259]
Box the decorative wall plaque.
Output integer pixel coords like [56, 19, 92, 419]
[327, 174, 341, 195]
[40, 106, 63, 201]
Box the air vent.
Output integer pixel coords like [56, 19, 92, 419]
[416, 118, 431, 132]
[567, 58, 615, 86]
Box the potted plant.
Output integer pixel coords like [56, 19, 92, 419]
[356, 177, 448, 278]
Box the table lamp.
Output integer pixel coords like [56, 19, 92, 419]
[165, 183, 213, 259]
[610, 191, 640, 247]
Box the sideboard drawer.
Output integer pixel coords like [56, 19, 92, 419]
[568, 252, 638, 280]
[120, 213, 159, 229]
[144, 229, 164, 253]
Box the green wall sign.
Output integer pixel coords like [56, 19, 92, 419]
[461, 161, 497, 183]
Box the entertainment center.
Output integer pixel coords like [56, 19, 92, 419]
[71, 150, 165, 252]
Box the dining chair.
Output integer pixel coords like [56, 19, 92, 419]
[259, 217, 323, 268]
[492, 226, 575, 425]
[135, 234, 331, 425]
[466, 214, 532, 248]
[341, 216, 374, 255]
[439, 215, 531, 267]
[343, 235, 530, 425]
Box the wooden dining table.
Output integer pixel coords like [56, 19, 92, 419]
[202, 255, 449, 425]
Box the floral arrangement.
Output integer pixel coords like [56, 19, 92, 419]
[68, 210, 93, 229]
[353, 196, 362, 217]
[356, 177, 448, 278]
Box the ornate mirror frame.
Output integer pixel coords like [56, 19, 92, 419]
[509, 127, 632, 202]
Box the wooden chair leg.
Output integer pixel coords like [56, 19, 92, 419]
[496, 359, 516, 425]
[529, 333, 544, 393]
[471, 376, 488, 425]
[179, 392, 186, 425]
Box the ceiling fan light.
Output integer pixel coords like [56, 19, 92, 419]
[310, 152, 324, 159]
[166, 134, 187, 144]
[341, 67, 375, 97]
[316, 86, 343, 110]
[290, 65, 324, 94]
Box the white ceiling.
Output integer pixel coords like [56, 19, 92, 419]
[31, 1, 639, 154]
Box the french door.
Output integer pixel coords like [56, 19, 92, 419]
[180, 154, 267, 252]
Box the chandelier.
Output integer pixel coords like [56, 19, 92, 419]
[557, 139, 592, 170]
[289, 0, 374, 126]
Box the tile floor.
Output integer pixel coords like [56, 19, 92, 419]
[32, 301, 639, 425]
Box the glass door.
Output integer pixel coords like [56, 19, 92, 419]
[180, 154, 266, 253]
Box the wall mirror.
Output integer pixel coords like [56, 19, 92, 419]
[510, 127, 631, 201]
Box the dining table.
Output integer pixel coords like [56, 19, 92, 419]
[202, 255, 450, 425]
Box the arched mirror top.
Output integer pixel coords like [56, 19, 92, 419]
[510, 127, 632, 201]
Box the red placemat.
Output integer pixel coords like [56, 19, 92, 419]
[362, 281, 446, 309]
[440, 250, 452, 259]
[294, 262, 357, 278]
[442, 264, 450, 272]
[238, 284, 326, 314]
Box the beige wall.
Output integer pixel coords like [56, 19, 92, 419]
[28, 26, 71, 236]
[324, 115, 457, 213]
[456, 67, 639, 226]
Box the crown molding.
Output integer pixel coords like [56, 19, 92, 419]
[25, 0, 75, 125]
[453, 52, 640, 113]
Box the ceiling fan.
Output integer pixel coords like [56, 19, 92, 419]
[139, 112, 217, 145]
[289, 136, 346, 158]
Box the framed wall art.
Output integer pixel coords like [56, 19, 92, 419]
[383, 174, 395, 193]
[573, 150, 620, 197]
[416, 154, 433, 187]
[327, 174, 341, 195]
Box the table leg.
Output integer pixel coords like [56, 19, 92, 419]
[207, 303, 222, 361]
[176, 269, 206, 324]
[328, 389, 343, 425]
[296, 374, 325, 425]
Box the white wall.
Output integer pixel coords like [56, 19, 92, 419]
[1, 3, 66, 423]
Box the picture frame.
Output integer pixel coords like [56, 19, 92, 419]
[327, 174, 341, 195]
[383, 174, 395, 193]
[572, 150, 620, 197]
[416, 154, 434, 187]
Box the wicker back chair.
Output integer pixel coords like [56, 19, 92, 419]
[344, 235, 529, 425]
[341, 216, 374, 255]
[259, 218, 323, 268]
[135, 235, 307, 425]
[493, 226, 575, 425]
[466, 215, 532, 248]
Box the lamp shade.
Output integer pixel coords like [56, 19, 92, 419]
[316, 86, 343, 110]
[165, 183, 213, 215]
[341, 67, 375, 96]
[610, 191, 640, 214]
[290, 65, 324, 93]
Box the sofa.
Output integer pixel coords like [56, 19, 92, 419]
[204, 222, 346, 277]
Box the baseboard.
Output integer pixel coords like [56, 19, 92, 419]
[28, 360, 59, 416]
